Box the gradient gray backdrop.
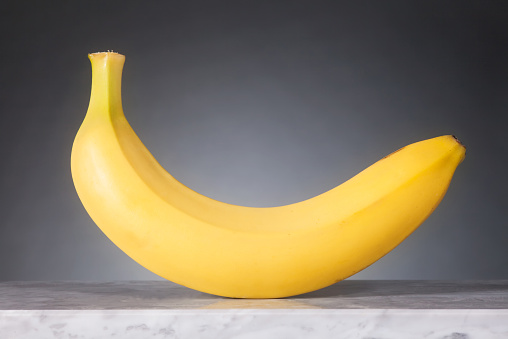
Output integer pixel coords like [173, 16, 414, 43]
[1, 1, 507, 282]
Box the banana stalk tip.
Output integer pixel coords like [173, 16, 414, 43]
[88, 50, 124, 58]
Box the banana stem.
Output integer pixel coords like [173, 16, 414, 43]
[87, 52, 125, 118]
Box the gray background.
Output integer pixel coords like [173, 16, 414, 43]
[1, 1, 507, 282]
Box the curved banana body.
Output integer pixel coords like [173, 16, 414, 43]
[71, 52, 465, 298]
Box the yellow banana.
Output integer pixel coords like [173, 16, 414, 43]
[71, 52, 465, 298]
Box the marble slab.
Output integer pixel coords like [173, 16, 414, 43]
[1, 280, 508, 338]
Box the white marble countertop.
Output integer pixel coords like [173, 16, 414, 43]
[1, 280, 508, 338]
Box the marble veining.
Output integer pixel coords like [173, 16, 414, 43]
[1, 280, 508, 338]
[2, 309, 508, 339]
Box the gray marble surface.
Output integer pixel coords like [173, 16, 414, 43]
[1, 280, 508, 310]
[1, 280, 508, 338]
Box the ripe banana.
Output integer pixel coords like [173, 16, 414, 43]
[71, 51, 465, 298]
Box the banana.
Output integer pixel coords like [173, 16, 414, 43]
[71, 52, 465, 298]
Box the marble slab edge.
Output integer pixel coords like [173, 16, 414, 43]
[2, 309, 508, 339]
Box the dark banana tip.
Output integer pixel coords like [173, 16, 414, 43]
[451, 135, 465, 149]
